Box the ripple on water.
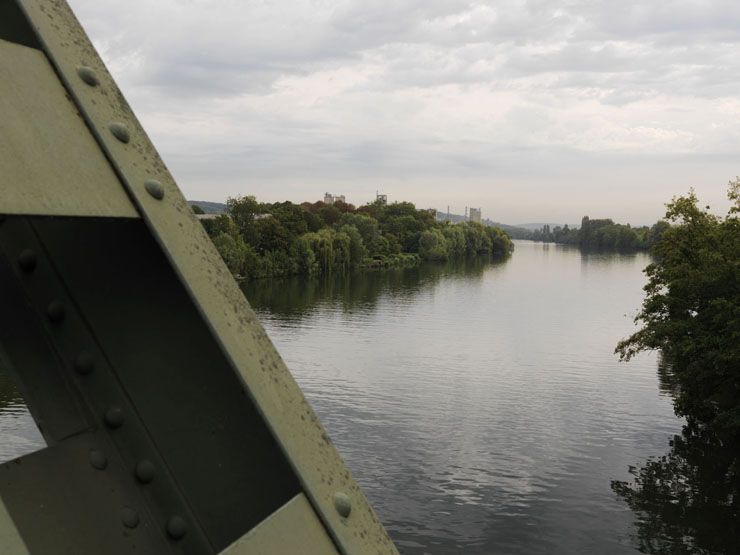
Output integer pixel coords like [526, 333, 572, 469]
[0, 402, 46, 463]
[249, 242, 681, 554]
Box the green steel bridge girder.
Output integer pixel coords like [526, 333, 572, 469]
[0, 1, 398, 553]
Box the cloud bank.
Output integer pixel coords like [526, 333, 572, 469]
[68, 0, 740, 223]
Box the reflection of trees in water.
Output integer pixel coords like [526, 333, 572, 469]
[612, 423, 740, 554]
[0, 367, 22, 410]
[242, 258, 500, 321]
[613, 357, 740, 554]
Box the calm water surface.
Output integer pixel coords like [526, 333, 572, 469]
[244, 240, 682, 554]
[0, 240, 684, 553]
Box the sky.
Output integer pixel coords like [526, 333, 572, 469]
[67, 0, 740, 225]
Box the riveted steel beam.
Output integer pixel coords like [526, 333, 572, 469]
[0, 39, 138, 218]
[2, 1, 397, 553]
[221, 494, 340, 555]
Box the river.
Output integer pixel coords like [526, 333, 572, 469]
[243, 240, 683, 554]
[0, 240, 688, 553]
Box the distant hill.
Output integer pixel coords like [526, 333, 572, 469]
[435, 210, 467, 224]
[486, 221, 533, 240]
[436, 211, 533, 239]
[189, 200, 227, 214]
[515, 223, 578, 231]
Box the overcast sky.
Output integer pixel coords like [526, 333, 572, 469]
[67, 0, 739, 225]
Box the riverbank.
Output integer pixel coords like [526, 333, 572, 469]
[240, 241, 682, 554]
[197, 195, 514, 280]
[526, 217, 669, 252]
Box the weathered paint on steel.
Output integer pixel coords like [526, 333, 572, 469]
[0, 38, 138, 218]
[0, 499, 29, 555]
[12, 1, 398, 553]
[221, 494, 340, 555]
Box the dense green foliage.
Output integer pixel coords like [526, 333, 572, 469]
[616, 181, 740, 434]
[200, 197, 514, 279]
[531, 217, 669, 251]
[612, 181, 740, 553]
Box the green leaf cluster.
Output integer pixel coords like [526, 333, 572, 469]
[617, 180, 740, 434]
[201, 196, 514, 279]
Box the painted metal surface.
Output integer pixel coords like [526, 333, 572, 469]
[222, 494, 340, 555]
[0, 1, 397, 553]
[0, 499, 28, 555]
[0, 38, 138, 218]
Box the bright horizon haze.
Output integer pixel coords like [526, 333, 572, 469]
[68, 0, 739, 226]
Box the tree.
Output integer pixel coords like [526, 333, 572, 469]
[211, 232, 250, 276]
[462, 221, 492, 255]
[442, 225, 466, 258]
[200, 214, 235, 237]
[616, 181, 740, 434]
[338, 213, 381, 254]
[418, 229, 449, 261]
[486, 226, 514, 257]
[339, 224, 367, 266]
[254, 217, 290, 254]
[227, 195, 261, 244]
[266, 201, 308, 239]
[318, 205, 342, 227]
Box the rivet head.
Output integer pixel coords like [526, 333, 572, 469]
[18, 249, 37, 273]
[104, 406, 124, 429]
[166, 516, 187, 540]
[46, 300, 66, 323]
[144, 180, 164, 200]
[77, 65, 99, 86]
[109, 122, 130, 143]
[135, 460, 155, 484]
[333, 492, 352, 518]
[89, 449, 107, 470]
[121, 507, 140, 529]
[74, 351, 95, 375]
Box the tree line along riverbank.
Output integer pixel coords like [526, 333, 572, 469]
[527, 216, 670, 251]
[195, 196, 514, 280]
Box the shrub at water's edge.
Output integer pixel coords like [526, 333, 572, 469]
[198, 196, 514, 280]
[611, 180, 740, 553]
[616, 179, 740, 435]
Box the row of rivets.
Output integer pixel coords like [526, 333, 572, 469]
[77, 65, 165, 202]
[19, 253, 132, 526]
[75, 58, 185, 543]
[15, 246, 165, 536]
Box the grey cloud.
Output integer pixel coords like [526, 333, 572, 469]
[66, 0, 740, 223]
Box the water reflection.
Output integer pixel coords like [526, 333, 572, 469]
[0, 366, 21, 409]
[613, 423, 740, 554]
[0, 362, 45, 463]
[613, 359, 740, 554]
[243, 257, 498, 321]
[244, 241, 681, 554]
